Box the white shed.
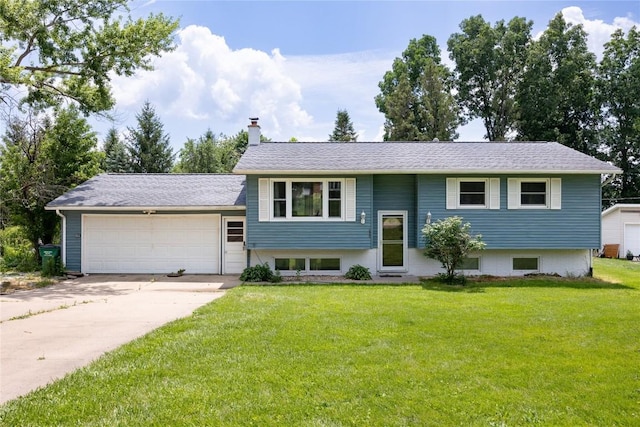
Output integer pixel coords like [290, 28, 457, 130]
[601, 204, 640, 258]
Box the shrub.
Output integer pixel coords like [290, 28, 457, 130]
[42, 256, 64, 277]
[240, 263, 274, 282]
[345, 264, 372, 280]
[422, 216, 485, 285]
[0, 226, 38, 272]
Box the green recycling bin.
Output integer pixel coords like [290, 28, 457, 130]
[39, 244, 61, 272]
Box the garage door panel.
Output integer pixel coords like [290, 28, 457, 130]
[83, 215, 220, 274]
[625, 224, 640, 256]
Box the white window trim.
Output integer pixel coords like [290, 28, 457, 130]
[511, 256, 541, 273]
[446, 178, 500, 210]
[273, 257, 342, 273]
[508, 178, 561, 210]
[259, 178, 356, 222]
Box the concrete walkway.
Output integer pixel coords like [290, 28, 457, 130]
[0, 274, 240, 404]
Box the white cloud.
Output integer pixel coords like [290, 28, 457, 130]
[110, 25, 312, 142]
[105, 6, 638, 148]
[561, 6, 639, 59]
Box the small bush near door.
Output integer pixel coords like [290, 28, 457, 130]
[240, 263, 275, 282]
[345, 264, 372, 280]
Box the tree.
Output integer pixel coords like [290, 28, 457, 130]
[174, 130, 235, 173]
[174, 128, 270, 173]
[422, 216, 485, 284]
[376, 35, 460, 141]
[0, 107, 101, 254]
[598, 26, 640, 205]
[127, 101, 174, 173]
[329, 109, 358, 141]
[447, 15, 532, 140]
[0, 0, 178, 114]
[516, 13, 598, 154]
[102, 128, 130, 173]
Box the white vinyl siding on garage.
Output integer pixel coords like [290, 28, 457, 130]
[82, 214, 220, 274]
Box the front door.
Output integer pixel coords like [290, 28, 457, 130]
[378, 211, 407, 272]
[223, 217, 246, 274]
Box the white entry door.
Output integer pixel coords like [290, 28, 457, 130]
[223, 217, 246, 274]
[378, 211, 408, 272]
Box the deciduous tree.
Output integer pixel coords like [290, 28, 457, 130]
[0, 107, 101, 253]
[0, 0, 178, 114]
[598, 26, 640, 205]
[376, 35, 460, 141]
[516, 13, 598, 154]
[447, 15, 532, 140]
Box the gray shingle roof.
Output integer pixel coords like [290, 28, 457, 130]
[233, 141, 621, 174]
[46, 174, 246, 209]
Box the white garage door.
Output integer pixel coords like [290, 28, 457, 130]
[625, 224, 640, 257]
[83, 214, 220, 274]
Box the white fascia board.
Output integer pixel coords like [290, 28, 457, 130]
[601, 204, 640, 218]
[236, 169, 622, 175]
[45, 205, 246, 211]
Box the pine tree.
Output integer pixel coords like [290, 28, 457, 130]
[127, 102, 174, 173]
[103, 128, 131, 173]
[329, 109, 358, 142]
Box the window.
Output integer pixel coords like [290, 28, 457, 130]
[513, 257, 539, 271]
[508, 178, 561, 210]
[292, 181, 323, 217]
[226, 221, 244, 242]
[446, 178, 500, 209]
[460, 257, 480, 270]
[520, 181, 546, 206]
[275, 258, 305, 271]
[459, 181, 486, 206]
[274, 257, 341, 272]
[310, 258, 341, 271]
[273, 182, 286, 217]
[259, 178, 356, 221]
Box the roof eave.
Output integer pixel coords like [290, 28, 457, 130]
[45, 205, 246, 211]
[234, 168, 622, 175]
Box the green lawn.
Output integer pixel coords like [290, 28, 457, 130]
[1, 259, 639, 426]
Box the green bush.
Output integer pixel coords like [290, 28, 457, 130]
[345, 264, 372, 280]
[240, 263, 275, 282]
[42, 256, 64, 277]
[0, 226, 38, 272]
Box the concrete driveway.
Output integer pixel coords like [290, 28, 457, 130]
[0, 274, 240, 404]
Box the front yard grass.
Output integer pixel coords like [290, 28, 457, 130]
[1, 258, 639, 425]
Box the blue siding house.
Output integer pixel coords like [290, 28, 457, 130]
[47, 119, 620, 277]
[233, 121, 620, 277]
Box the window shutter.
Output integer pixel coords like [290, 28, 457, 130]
[446, 178, 457, 209]
[489, 178, 500, 209]
[258, 178, 270, 221]
[507, 178, 518, 209]
[345, 178, 356, 221]
[550, 178, 561, 209]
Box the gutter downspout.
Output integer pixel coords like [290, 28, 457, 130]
[55, 210, 66, 268]
[601, 173, 617, 188]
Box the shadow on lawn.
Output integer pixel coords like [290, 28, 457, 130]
[420, 276, 634, 293]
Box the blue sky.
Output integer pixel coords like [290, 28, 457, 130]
[97, 1, 639, 151]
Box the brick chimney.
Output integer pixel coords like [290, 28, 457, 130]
[248, 117, 260, 146]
